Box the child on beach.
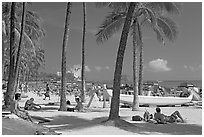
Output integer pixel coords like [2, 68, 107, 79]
[10, 93, 33, 122]
[154, 107, 185, 123]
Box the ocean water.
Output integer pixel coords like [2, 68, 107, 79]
[158, 80, 202, 88]
[103, 80, 202, 89]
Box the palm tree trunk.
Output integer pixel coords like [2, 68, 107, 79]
[108, 2, 136, 120]
[81, 2, 86, 103]
[59, 2, 72, 111]
[14, 69, 21, 93]
[137, 21, 143, 96]
[132, 19, 139, 111]
[14, 2, 27, 93]
[5, 2, 16, 106]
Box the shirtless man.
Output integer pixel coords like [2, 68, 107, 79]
[154, 107, 185, 123]
[24, 98, 41, 110]
[10, 93, 33, 122]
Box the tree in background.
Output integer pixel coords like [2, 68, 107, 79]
[59, 2, 72, 111]
[80, 2, 87, 103]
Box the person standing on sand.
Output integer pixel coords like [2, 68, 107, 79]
[154, 107, 185, 123]
[43, 83, 50, 100]
[10, 93, 33, 122]
[75, 96, 84, 112]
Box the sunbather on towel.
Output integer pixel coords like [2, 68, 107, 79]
[10, 93, 33, 122]
[24, 98, 41, 110]
[154, 107, 185, 124]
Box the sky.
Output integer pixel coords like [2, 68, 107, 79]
[28, 2, 202, 81]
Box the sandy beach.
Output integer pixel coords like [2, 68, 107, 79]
[2, 92, 202, 135]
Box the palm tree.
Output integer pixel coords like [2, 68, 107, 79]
[5, 2, 16, 106]
[132, 18, 140, 111]
[108, 2, 136, 120]
[59, 2, 72, 111]
[13, 2, 26, 93]
[3, 2, 45, 106]
[80, 2, 86, 103]
[14, 2, 26, 93]
[96, 2, 180, 112]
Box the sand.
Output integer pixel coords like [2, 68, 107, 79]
[2, 92, 202, 135]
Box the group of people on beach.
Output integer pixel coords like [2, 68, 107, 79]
[10, 91, 185, 124]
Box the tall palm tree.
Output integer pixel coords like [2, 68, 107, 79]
[3, 2, 45, 106]
[96, 2, 180, 112]
[80, 2, 86, 103]
[5, 2, 16, 106]
[14, 2, 26, 93]
[59, 2, 72, 111]
[132, 18, 140, 111]
[109, 2, 136, 120]
[13, 2, 26, 93]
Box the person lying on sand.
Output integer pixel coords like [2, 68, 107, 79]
[154, 107, 185, 124]
[10, 93, 33, 122]
[24, 98, 41, 111]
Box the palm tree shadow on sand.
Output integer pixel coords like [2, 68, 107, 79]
[41, 115, 202, 135]
[42, 115, 108, 131]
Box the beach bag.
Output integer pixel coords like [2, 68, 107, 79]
[67, 107, 75, 112]
[132, 115, 143, 121]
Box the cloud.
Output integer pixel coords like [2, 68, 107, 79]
[85, 66, 91, 72]
[184, 65, 202, 72]
[70, 64, 91, 78]
[95, 66, 110, 72]
[148, 58, 171, 72]
[95, 66, 102, 72]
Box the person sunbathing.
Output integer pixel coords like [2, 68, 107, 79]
[10, 93, 33, 122]
[154, 107, 185, 124]
[24, 98, 41, 110]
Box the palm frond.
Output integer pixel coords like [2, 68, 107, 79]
[157, 15, 178, 42]
[95, 2, 128, 10]
[141, 7, 157, 26]
[163, 2, 182, 15]
[96, 11, 126, 43]
[95, 2, 111, 8]
[144, 2, 182, 15]
[14, 27, 35, 50]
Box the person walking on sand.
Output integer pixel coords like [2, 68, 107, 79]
[75, 96, 84, 112]
[24, 98, 41, 110]
[43, 83, 50, 100]
[10, 93, 33, 122]
[154, 107, 185, 124]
